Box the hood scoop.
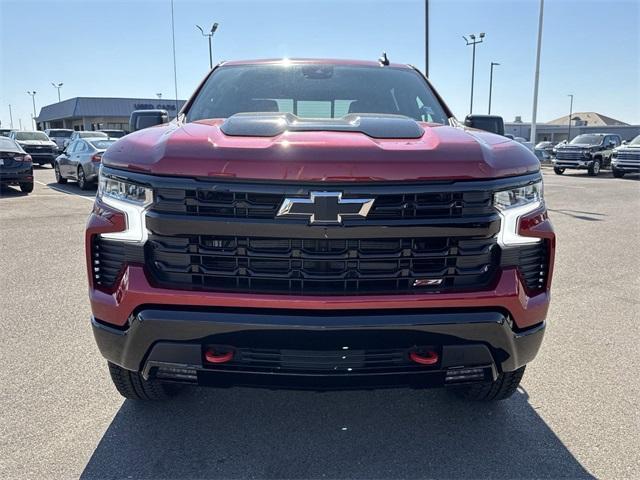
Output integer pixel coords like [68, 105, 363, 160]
[219, 112, 424, 139]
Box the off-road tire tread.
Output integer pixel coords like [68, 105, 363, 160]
[107, 362, 179, 400]
[454, 366, 526, 401]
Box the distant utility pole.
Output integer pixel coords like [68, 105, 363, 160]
[424, 0, 429, 77]
[8, 104, 14, 128]
[27, 91, 37, 129]
[19, 118, 23, 130]
[195, 22, 219, 69]
[530, 0, 544, 144]
[156, 93, 163, 99]
[488, 62, 500, 114]
[567, 94, 574, 141]
[51, 82, 63, 102]
[463, 33, 485, 115]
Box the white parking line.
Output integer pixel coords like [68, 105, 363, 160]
[35, 181, 96, 202]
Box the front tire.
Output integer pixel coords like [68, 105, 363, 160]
[54, 163, 67, 184]
[20, 182, 34, 193]
[612, 167, 625, 178]
[588, 158, 601, 176]
[553, 167, 565, 175]
[452, 366, 525, 401]
[107, 362, 183, 400]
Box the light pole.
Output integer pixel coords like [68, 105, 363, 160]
[156, 93, 162, 99]
[51, 82, 63, 102]
[567, 94, 574, 141]
[424, 0, 429, 77]
[488, 62, 500, 114]
[195, 22, 219, 69]
[530, 0, 544, 145]
[463, 32, 485, 115]
[27, 91, 37, 129]
[8, 104, 14, 128]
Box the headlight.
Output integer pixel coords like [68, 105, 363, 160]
[583, 150, 592, 158]
[97, 169, 152, 242]
[493, 180, 543, 246]
[98, 174, 152, 206]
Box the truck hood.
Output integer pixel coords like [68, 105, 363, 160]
[17, 140, 57, 147]
[103, 119, 540, 182]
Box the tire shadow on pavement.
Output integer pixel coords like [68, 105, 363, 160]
[81, 385, 593, 479]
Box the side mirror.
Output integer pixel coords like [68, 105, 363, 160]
[464, 114, 505, 136]
[129, 109, 169, 132]
[622, 140, 628, 145]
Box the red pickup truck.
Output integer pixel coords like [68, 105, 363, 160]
[86, 59, 554, 401]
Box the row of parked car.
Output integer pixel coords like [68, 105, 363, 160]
[0, 128, 125, 194]
[535, 133, 640, 177]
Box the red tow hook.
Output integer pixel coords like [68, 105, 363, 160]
[409, 350, 439, 365]
[204, 348, 234, 364]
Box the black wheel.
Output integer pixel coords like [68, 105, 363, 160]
[107, 362, 183, 400]
[77, 166, 90, 190]
[54, 162, 67, 184]
[612, 167, 625, 178]
[452, 366, 525, 401]
[588, 158, 601, 176]
[553, 167, 565, 175]
[20, 182, 34, 193]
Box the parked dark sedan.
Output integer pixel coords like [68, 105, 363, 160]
[0, 137, 33, 193]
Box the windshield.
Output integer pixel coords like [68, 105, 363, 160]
[187, 64, 449, 124]
[80, 131, 107, 138]
[570, 134, 604, 145]
[89, 139, 116, 149]
[0, 138, 22, 152]
[49, 130, 73, 138]
[15, 131, 50, 141]
[629, 135, 640, 145]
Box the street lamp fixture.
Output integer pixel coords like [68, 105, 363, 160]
[463, 32, 486, 115]
[195, 22, 219, 70]
[51, 82, 63, 102]
[488, 62, 500, 114]
[567, 94, 574, 141]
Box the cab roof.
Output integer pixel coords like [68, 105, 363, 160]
[220, 58, 412, 69]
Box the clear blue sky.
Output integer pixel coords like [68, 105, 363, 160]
[1, 0, 639, 129]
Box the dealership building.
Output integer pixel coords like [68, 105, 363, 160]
[36, 97, 186, 131]
[505, 112, 640, 143]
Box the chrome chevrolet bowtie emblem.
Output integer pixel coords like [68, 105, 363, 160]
[277, 192, 374, 224]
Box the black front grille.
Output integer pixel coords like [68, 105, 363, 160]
[211, 347, 430, 374]
[153, 188, 494, 220]
[23, 145, 54, 154]
[147, 233, 499, 295]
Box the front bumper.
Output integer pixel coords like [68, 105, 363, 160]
[92, 307, 545, 389]
[28, 153, 56, 164]
[552, 159, 594, 169]
[612, 161, 640, 173]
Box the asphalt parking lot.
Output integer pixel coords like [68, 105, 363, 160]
[1, 166, 638, 479]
